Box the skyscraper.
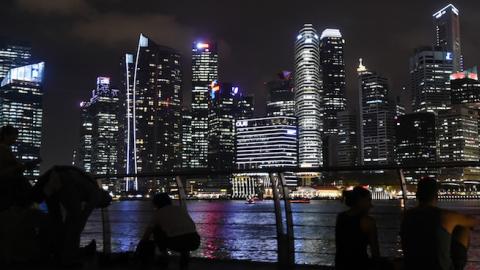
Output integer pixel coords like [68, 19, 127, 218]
[191, 41, 218, 169]
[320, 28, 346, 135]
[336, 112, 359, 167]
[0, 41, 31, 80]
[266, 71, 295, 117]
[433, 4, 462, 72]
[437, 105, 480, 181]
[295, 24, 323, 168]
[208, 81, 236, 171]
[395, 112, 437, 183]
[77, 77, 122, 190]
[450, 67, 480, 106]
[410, 46, 453, 113]
[181, 108, 193, 169]
[124, 34, 182, 191]
[357, 59, 396, 165]
[0, 62, 45, 177]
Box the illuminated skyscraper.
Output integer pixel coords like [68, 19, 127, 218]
[191, 41, 218, 168]
[0, 62, 44, 177]
[320, 29, 346, 135]
[450, 67, 480, 106]
[295, 24, 323, 168]
[0, 41, 31, 80]
[437, 105, 480, 181]
[410, 46, 453, 113]
[77, 77, 122, 190]
[123, 34, 182, 191]
[336, 112, 359, 167]
[266, 71, 295, 117]
[433, 4, 462, 72]
[358, 59, 395, 165]
[208, 81, 236, 171]
[181, 108, 193, 169]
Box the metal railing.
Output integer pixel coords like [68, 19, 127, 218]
[92, 162, 480, 269]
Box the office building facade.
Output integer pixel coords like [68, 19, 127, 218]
[450, 68, 480, 106]
[410, 46, 453, 113]
[358, 59, 396, 165]
[320, 29, 347, 135]
[266, 71, 295, 117]
[77, 77, 123, 190]
[295, 24, 323, 167]
[433, 4, 462, 72]
[234, 117, 298, 198]
[191, 41, 218, 169]
[123, 34, 182, 191]
[0, 62, 45, 177]
[395, 112, 437, 183]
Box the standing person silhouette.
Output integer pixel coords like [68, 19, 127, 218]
[401, 177, 478, 270]
[0, 125, 39, 211]
[335, 186, 380, 270]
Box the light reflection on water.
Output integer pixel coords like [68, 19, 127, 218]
[82, 200, 480, 268]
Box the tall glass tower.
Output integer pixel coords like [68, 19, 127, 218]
[191, 41, 218, 168]
[433, 4, 462, 72]
[294, 24, 323, 168]
[77, 77, 122, 191]
[266, 71, 295, 117]
[0, 62, 45, 177]
[123, 34, 182, 191]
[320, 28, 346, 135]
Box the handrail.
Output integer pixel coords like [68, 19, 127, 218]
[91, 161, 480, 179]
[92, 162, 480, 268]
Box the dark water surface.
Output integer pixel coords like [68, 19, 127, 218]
[82, 200, 480, 268]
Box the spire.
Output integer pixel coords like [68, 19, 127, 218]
[357, 58, 367, 74]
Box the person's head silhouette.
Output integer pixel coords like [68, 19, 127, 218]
[344, 186, 372, 214]
[416, 177, 438, 205]
[153, 193, 172, 209]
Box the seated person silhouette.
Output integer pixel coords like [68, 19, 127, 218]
[31, 166, 111, 266]
[335, 186, 380, 270]
[401, 177, 478, 270]
[141, 193, 200, 270]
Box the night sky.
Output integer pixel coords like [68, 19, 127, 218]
[2, 0, 480, 171]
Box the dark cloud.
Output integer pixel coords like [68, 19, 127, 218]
[15, 0, 93, 15]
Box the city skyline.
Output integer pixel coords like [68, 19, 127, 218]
[2, 1, 480, 170]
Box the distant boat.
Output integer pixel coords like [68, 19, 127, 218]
[245, 198, 255, 204]
[289, 198, 311, 204]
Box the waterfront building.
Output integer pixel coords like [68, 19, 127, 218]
[0, 62, 44, 177]
[437, 105, 480, 181]
[233, 117, 298, 198]
[191, 41, 218, 169]
[295, 24, 323, 168]
[123, 34, 182, 191]
[357, 59, 396, 165]
[320, 28, 347, 135]
[77, 77, 123, 191]
[433, 4, 462, 72]
[266, 71, 295, 117]
[410, 46, 454, 113]
[395, 112, 437, 183]
[450, 67, 480, 107]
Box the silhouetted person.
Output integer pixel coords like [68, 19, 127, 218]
[31, 166, 111, 266]
[335, 186, 380, 270]
[142, 193, 200, 270]
[401, 177, 478, 270]
[0, 125, 39, 211]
